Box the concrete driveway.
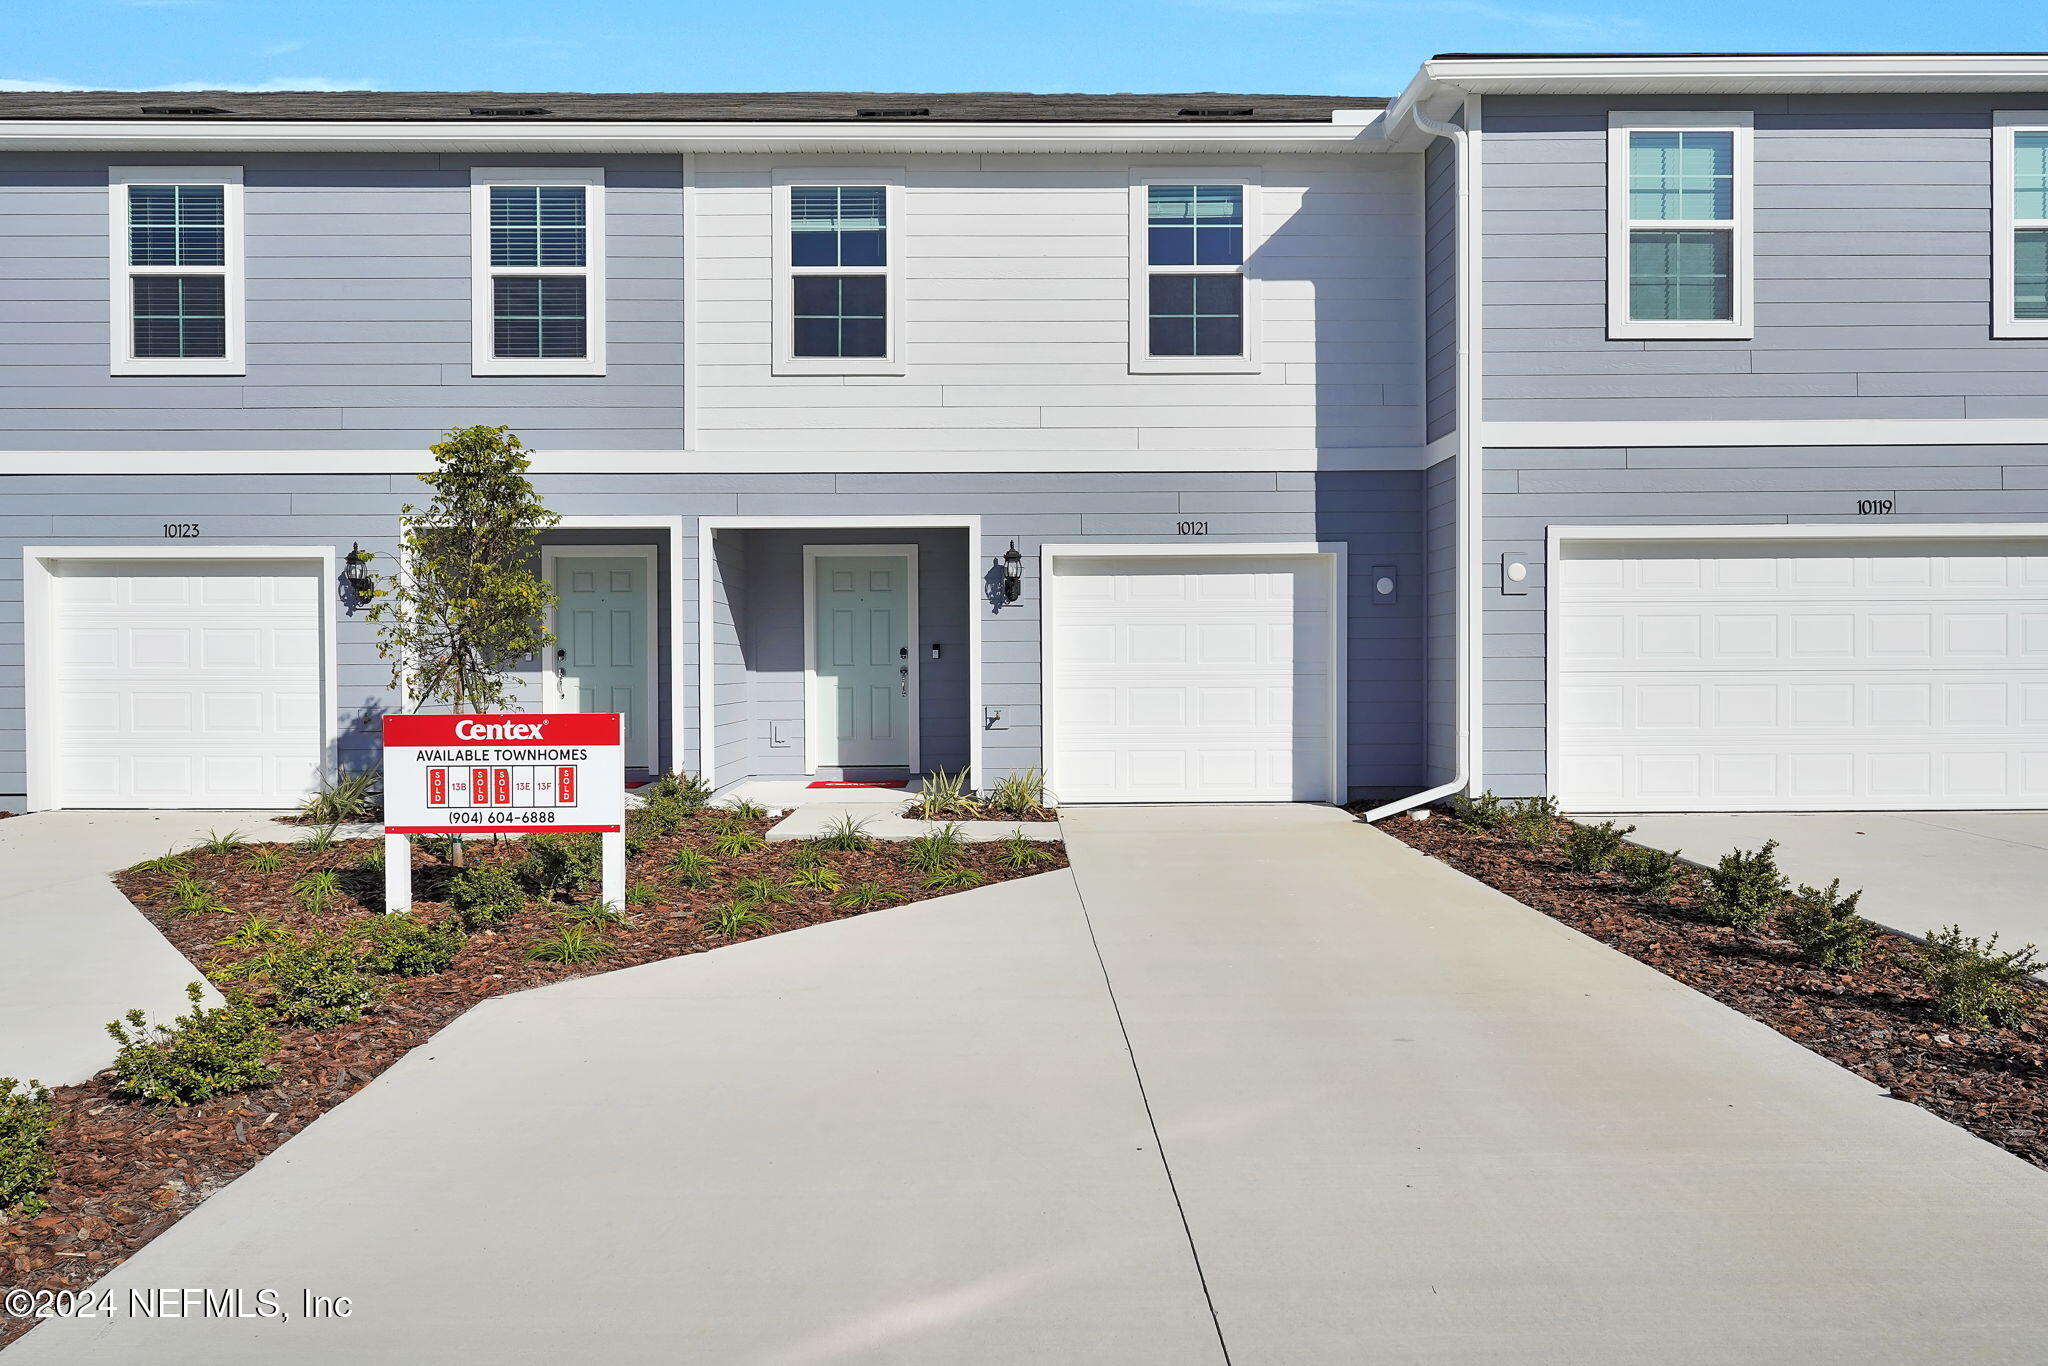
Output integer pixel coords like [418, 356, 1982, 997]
[0, 810, 306, 1087]
[1619, 811, 2048, 959]
[10, 805, 2048, 1364]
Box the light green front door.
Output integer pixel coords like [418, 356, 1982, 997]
[811, 552, 911, 769]
[553, 553, 651, 767]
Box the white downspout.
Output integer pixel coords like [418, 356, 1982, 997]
[1366, 95, 1483, 821]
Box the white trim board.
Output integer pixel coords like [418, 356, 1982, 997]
[1037, 540, 1348, 804]
[20, 544, 340, 812]
[1484, 419, 2048, 449]
[695, 515, 982, 790]
[0, 448, 1438, 477]
[541, 543, 659, 769]
[801, 543, 921, 774]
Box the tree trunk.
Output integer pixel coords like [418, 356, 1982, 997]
[450, 678, 468, 869]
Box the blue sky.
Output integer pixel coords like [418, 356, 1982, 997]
[12, 0, 2048, 99]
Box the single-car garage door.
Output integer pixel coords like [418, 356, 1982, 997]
[1046, 552, 1337, 802]
[47, 558, 325, 808]
[1555, 536, 2048, 812]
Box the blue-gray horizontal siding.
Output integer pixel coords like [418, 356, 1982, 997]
[1481, 93, 2048, 421]
[0, 153, 685, 450]
[1481, 442, 2048, 797]
[0, 469, 1432, 805]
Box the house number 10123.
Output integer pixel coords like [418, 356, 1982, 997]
[162, 523, 201, 538]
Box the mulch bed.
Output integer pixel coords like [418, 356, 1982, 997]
[0, 810, 1066, 1346]
[901, 803, 1057, 822]
[1382, 809, 2048, 1170]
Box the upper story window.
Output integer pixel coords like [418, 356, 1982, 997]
[109, 167, 244, 376]
[470, 168, 604, 376]
[1606, 112, 1752, 340]
[1994, 114, 2048, 338]
[1130, 173, 1259, 373]
[774, 175, 903, 375]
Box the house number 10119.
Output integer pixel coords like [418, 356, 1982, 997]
[1856, 499, 1894, 516]
[163, 523, 201, 538]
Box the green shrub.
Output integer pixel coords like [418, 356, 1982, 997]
[922, 865, 987, 892]
[1504, 796, 1562, 847]
[702, 901, 772, 938]
[106, 982, 281, 1105]
[301, 823, 342, 853]
[519, 832, 603, 898]
[624, 881, 659, 907]
[1918, 926, 2045, 1030]
[789, 843, 827, 872]
[1563, 820, 1637, 874]
[0, 1077, 56, 1215]
[917, 767, 983, 819]
[262, 936, 383, 1027]
[816, 814, 875, 852]
[996, 830, 1051, 870]
[1613, 844, 1682, 901]
[834, 882, 892, 911]
[667, 847, 716, 888]
[356, 914, 464, 976]
[411, 834, 458, 862]
[1698, 840, 1789, 931]
[728, 799, 769, 823]
[244, 848, 285, 873]
[633, 770, 712, 837]
[1780, 879, 1874, 971]
[903, 824, 969, 873]
[355, 842, 385, 872]
[731, 874, 789, 906]
[300, 766, 381, 824]
[198, 829, 246, 854]
[1445, 790, 1509, 830]
[294, 868, 342, 913]
[787, 865, 842, 894]
[449, 863, 525, 930]
[132, 849, 191, 878]
[988, 767, 1049, 818]
[526, 923, 614, 964]
[711, 828, 767, 857]
[166, 876, 226, 916]
[217, 914, 289, 950]
[562, 900, 629, 928]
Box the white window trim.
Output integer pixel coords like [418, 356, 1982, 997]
[770, 169, 905, 377]
[108, 165, 245, 377]
[1994, 111, 2048, 339]
[1128, 168, 1263, 375]
[1605, 111, 1753, 341]
[470, 166, 605, 377]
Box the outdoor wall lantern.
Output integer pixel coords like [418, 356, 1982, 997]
[344, 543, 377, 598]
[1001, 541, 1025, 603]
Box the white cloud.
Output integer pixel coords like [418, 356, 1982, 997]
[259, 41, 307, 57]
[0, 78, 88, 91]
[0, 76, 380, 92]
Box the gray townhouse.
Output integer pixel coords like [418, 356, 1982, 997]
[6, 52, 2048, 821]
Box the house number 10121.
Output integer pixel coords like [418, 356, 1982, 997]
[162, 523, 201, 538]
[1176, 520, 1209, 536]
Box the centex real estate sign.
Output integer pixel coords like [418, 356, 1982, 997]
[382, 713, 624, 834]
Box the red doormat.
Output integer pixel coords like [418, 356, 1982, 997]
[806, 780, 909, 789]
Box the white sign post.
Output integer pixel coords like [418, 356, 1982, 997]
[381, 713, 626, 913]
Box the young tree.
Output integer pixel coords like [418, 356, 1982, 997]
[372, 426, 560, 860]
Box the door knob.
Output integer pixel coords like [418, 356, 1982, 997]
[899, 646, 908, 659]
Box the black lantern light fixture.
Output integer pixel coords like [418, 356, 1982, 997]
[344, 543, 377, 598]
[1001, 540, 1024, 604]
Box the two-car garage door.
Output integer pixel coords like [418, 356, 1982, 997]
[45, 558, 325, 808]
[1554, 537, 2048, 812]
[1047, 553, 1337, 803]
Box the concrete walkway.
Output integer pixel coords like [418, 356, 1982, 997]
[0, 810, 302, 1087]
[11, 806, 2048, 1363]
[1619, 810, 2048, 961]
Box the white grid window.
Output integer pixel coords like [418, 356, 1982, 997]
[109, 167, 244, 376]
[1994, 115, 2048, 338]
[471, 167, 605, 376]
[1128, 171, 1260, 374]
[773, 172, 904, 376]
[1606, 112, 1752, 341]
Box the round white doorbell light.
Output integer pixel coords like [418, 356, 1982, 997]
[1374, 576, 1395, 596]
[1506, 561, 1528, 583]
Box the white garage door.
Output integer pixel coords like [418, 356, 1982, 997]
[1048, 554, 1334, 802]
[1555, 537, 2048, 812]
[50, 559, 325, 808]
